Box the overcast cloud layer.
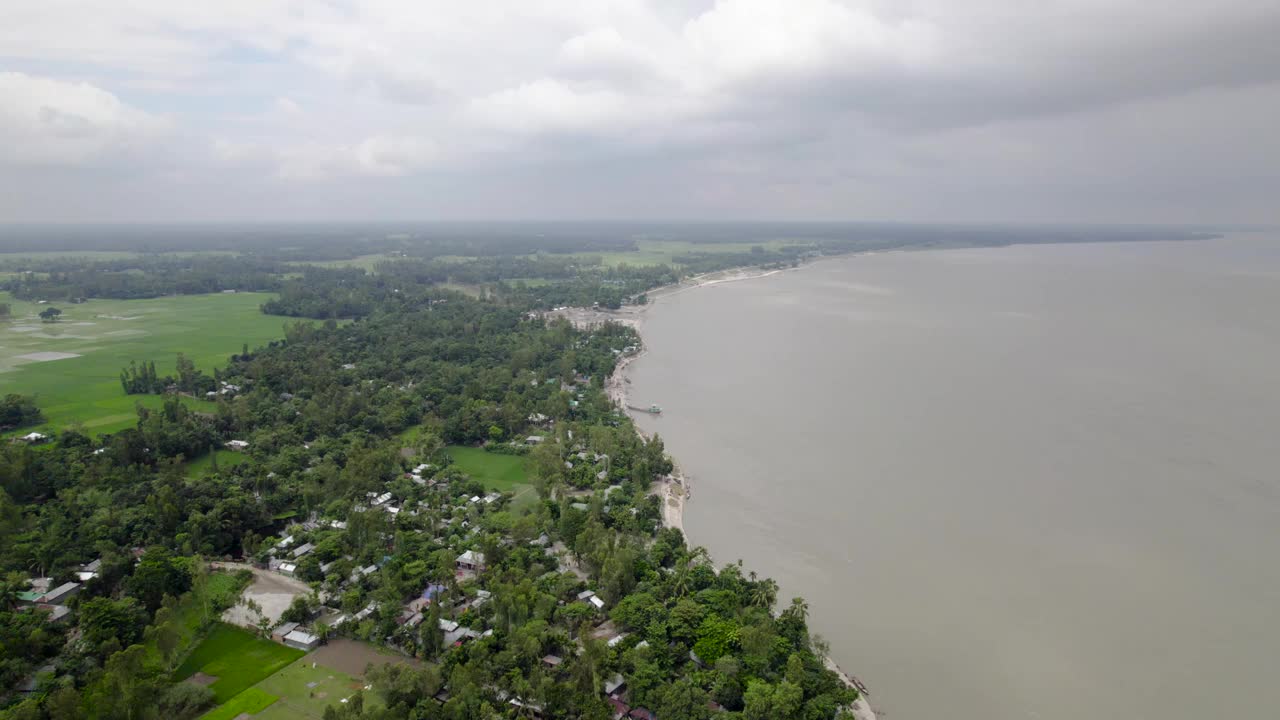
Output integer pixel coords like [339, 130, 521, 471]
[1, 0, 1278, 223]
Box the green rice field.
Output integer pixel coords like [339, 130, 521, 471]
[0, 292, 290, 436]
[175, 623, 305, 704]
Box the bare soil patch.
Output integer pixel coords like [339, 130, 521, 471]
[308, 639, 421, 677]
[213, 562, 310, 628]
[15, 351, 81, 362]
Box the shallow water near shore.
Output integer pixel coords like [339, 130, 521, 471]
[628, 234, 1280, 720]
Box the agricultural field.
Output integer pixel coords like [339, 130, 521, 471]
[446, 445, 538, 512]
[0, 292, 290, 436]
[175, 623, 305, 704]
[248, 655, 379, 720]
[446, 445, 529, 492]
[198, 643, 402, 720]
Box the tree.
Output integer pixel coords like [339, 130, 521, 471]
[281, 594, 315, 624]
[742, 680, 777, 720]
[38, 307, 62, 322]
[0, 579, 20, 611]
[656, 678, 712, 720]
[749, 577, 779, 610]
[0, 394, 44, 430]
[127, 547, 193, 612]
[79, 597, 148, 656]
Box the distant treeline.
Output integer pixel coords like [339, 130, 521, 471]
[0, 221, 1220, 257]
[0, 223, 1222, 316]
[3, 256, 284, 301]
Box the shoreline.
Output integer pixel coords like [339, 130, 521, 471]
[588, 260, 882, 720]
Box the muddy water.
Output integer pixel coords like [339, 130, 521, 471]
[629, 235, 1280, 720]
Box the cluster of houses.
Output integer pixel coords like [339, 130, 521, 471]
[234, 432, 668, 716]
[15, 557, 100, 625]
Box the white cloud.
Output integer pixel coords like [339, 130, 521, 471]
[0, 72, 167, 166]
[0, 1, 1277, 221]
[683, 0, 938, 81]
[467, 79, 632, 136]
[273, 134, 437, 180]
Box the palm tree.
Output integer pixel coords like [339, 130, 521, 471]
[786, 597, 809, 623]
[749, 578, 778, 610]
[0, 580, 20, 611]
[671, 559, 692, 597]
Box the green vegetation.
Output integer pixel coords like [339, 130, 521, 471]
[446, 445, 530, 492]
[198, 687, 279, 720]
[0, 233, 875, 720]
[174, 623, 305, 703]
[248, 658, 380, 720]
[562, 238, 808, 268]
[0, 292, 288, 435]
[0, 394, 43, 431]
[184, 449, 248, 478]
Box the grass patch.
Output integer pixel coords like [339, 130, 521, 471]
[207, 655, 384, 720]
[0, 292, 292, 436]
[175, 623, 305, 703]
[447, 445, 536, 514]
[185, 449, 249, 478]
[251, 657, 380, 720]
[446, 445, 529, 492]
[199, 687, 279, 720]
[145, 570, 246, 667]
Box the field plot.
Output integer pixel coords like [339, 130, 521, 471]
[446, 445, 538, 513]
[0, 292, 288, 435]
[250, 656, 377, 720]
[446, 445, 529, 492]
[175, 623, 305, 703]
[201, 646, 402, 720]
[185, 449, 249, 478]
[200, 688, 280, 720]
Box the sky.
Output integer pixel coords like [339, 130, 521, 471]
[1, 0, 1278, 224]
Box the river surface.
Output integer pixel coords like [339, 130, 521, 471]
[628, 235, 1280, 720]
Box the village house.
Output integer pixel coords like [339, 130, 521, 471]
[224, 439, 249, 451]
[577, 590, 605, 610]
[29, 604, 72, 624]
[20, 581, 81, 606]
[604, 674, 626, 698]
[75, 558, 101, 583]
[271, 621, 299, 642]
[283, 628, 321, 651]
[456, 550, 486, 573]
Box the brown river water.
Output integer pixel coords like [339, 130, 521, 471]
[628, 234, 1280, 720]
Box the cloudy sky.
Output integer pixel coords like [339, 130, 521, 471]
[2, 0, 1278, 224]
